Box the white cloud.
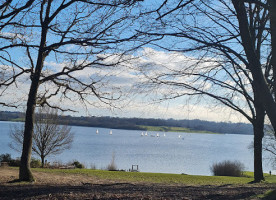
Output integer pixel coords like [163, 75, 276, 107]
[0, 47, 253, 124]
[0, 32, 28, 41]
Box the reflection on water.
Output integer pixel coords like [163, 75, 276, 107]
[0, 121, 273, 175]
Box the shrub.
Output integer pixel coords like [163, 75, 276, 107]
[9, 158, 21, 167]
[30, 158, 41, 168]
[0, 153, 12, 162]
[9, 157, 41, 168]
[211, 160, 245, 177]
[107, 152, 117, 171]
[72, 161, 84, 169]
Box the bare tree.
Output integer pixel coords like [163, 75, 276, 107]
[0, 0, 145, 181]
[134, 0, 274, 182]
[10, 106, 73, 168]
[232, 0, 276, 132]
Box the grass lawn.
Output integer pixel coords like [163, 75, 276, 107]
[3, 168, 276, 199]
[32, 168, 276, 186]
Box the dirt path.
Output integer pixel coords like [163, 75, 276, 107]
[0, 168, 274, 199]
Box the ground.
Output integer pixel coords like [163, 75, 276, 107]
[0, 168, 275, 200]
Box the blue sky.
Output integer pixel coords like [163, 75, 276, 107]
[0, 0, 254, 124]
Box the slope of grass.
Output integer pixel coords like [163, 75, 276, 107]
[138, 125, 218, 134]
[10, 118, 24, 122]
[243, 171, 276, 183]
[31, 168, 261, 185]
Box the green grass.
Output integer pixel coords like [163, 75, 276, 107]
[138, 125, 218, 134]
[243, 171, 276, 183]
[30, 168, 266, 186]
[10, 118, 24, 122]
[262, 174, 276, 184]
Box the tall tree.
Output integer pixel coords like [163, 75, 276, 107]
[232, 0, 276, 132]
[0, 0, 144, 181]
[10, 106, 73, 168]
[135, 0, 273, 182]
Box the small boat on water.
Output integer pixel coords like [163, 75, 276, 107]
[110, 130, 112, 135]
[145, 132, 148, 136]
[163, 133, 166, 137]
[96, 129, 99, 134]
[156, 133, 160, 137]
[141, 132, 144, 136]
[178, 135, 181, 138]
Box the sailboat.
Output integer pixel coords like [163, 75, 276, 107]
[145, 132, 148, 136]
[141, 132, 144, 136]
[109, 130, 112, 135]
[96, 129, 99, 134]
[156, 133, 160, 137]
[163, 133, 166, 137]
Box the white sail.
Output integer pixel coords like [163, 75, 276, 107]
[96, 129, 99, 134]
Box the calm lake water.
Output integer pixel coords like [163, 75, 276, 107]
[0, 121, 273, 175]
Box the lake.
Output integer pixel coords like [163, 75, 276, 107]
[0, 121, 273, 175]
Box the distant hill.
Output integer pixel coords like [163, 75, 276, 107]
[0, 111, 253, 135]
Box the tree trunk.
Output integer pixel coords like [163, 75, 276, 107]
[252, 85, 265, 182]
[19, 25, 48, 181]
[41, 155, 45, 168]
[18, 0, 50, 180]
[268, 0, 276, 99]
[266, 0, 276, 132]
[253, 122, 264, 182]
[19, 82, 38, 181]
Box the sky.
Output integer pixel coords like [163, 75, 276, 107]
[0, 47, 249, 124]
[0, 0, 252, 124]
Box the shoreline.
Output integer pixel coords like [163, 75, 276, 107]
[1, 120, 233, 135]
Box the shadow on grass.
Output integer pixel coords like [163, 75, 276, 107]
[8, 178, 35, 184]
[261, 189, 276, 200]
[8, 179, 21, 183]
[248, 180, 266, 184]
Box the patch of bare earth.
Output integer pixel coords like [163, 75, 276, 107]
[0, 167, 274, 200]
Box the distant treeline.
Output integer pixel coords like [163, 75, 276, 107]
[0, 111, 253, 135]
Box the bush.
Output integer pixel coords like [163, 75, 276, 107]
[211, 160, 245, 177]
[8, 157, 41, 168]
[30, 158, 41, 168]
[0, 153, 12, 162]
[9, 158, 21, 167]
[72, 161, 84, 169]
[107, 152, 117, 171]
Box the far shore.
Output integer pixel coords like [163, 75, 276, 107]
[2, 120, 220, 134]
